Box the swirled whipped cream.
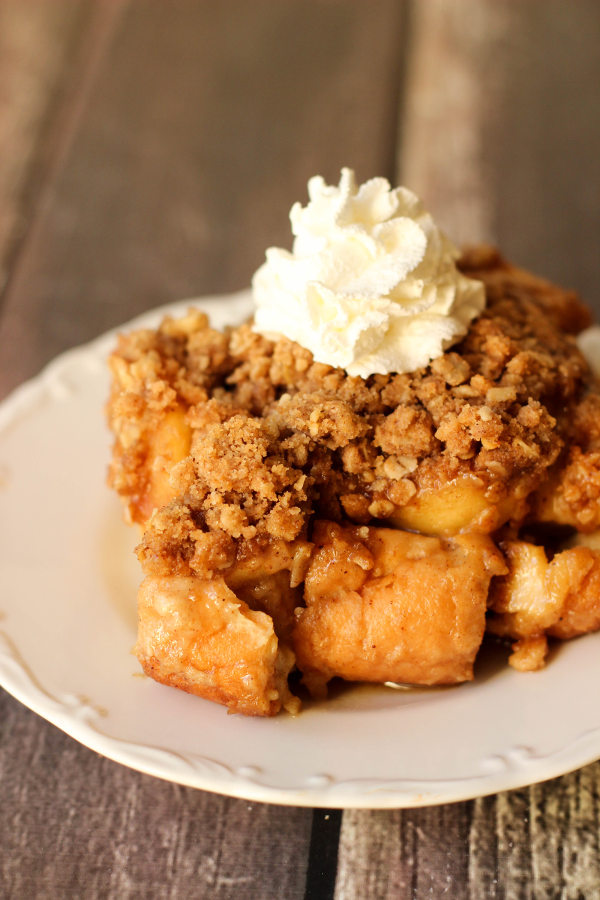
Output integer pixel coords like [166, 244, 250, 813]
[252, 168, 486, 377]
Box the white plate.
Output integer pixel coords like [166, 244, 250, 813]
[1, 291, 600, 809]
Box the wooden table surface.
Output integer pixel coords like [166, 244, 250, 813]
[1, 2, 599, 897]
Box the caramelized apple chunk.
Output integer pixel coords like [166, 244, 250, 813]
[487, 540, 600, 663]
[387, 473, 524, 536]
[293, 522, 506, 696]
[140, 407, 192, 522]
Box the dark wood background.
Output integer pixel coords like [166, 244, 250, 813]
[1, 2, 599, 897]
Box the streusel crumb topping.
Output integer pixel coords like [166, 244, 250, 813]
[108, 247, 594, 579]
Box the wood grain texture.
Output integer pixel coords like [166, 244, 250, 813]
[0, 700, 312, 899]
[335, 805, 473, 899]
[336, 769, 600, 900]
[0, 0, 88, 288]
[401, 0, 600, 304]
[468, 768, 600, 900]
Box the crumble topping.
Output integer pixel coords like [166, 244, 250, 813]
[108, 246, 593, 582]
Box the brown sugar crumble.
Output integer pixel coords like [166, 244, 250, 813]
[109, 247, 592, 555]
[107, 246, 600, 715]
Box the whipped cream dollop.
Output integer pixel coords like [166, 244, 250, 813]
[252, 168, 486, 377]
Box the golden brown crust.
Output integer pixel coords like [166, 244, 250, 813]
[136, 575, 299, 716]
[293, 523, 506, 693]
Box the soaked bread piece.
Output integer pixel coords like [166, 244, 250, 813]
[137, 575, 299, 716]
[293, 522, 506, 696]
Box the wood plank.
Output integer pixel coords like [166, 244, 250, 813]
[468, 769, 600, 899]
[337, 1, 600, 898]
[400, 0, 600, 306]
[0, 0, 407, 398]
[0, 2, 407, 898]
[0, 0, 89, 288]
[0, 700, 312, 899]
[336, 769, 600, 900]
[336, 806, 472, 899]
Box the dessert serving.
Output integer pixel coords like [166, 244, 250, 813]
[107, 170, 600, 716]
